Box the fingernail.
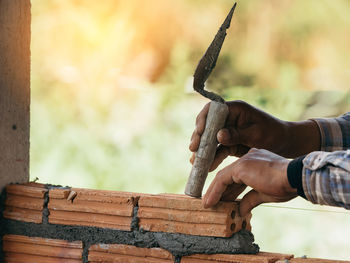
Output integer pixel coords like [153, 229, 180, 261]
[190, 155, 194, 164]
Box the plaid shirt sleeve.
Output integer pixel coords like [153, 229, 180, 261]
[302, 150, 350, 209]
[311, 112, 350, 151]
[300, 112, 350, 208]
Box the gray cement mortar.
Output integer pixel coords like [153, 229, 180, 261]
[0, 185, 259, 262]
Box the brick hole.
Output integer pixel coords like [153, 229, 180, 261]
[242, 220, 247, 229]
[230, 223, 235, 232]
[231, 210, 235, 219]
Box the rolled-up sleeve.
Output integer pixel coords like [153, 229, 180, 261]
[302, 150, 350, 209]
[312, 112, 350, 151]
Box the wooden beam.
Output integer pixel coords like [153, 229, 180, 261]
[0, 0, 31, 191]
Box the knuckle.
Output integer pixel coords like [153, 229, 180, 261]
[248, 147, 258, 153]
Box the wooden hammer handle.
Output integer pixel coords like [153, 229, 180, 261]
[185, 101, 229, 197]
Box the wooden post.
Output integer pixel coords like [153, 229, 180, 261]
[0, 0, 31, 191]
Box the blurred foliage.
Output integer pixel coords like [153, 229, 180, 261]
[30, 0, 350, 259]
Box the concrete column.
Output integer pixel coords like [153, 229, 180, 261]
[0, 0, 31, 190]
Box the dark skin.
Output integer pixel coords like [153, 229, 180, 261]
[189, 100, 321, 216]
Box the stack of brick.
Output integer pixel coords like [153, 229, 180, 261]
[2, 235, 82, 262]
[48, 188, 138, 230]
[1, 183, 350, 263]
[138, 193, 251, 237]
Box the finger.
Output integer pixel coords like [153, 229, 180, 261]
[189, 152, 195, 164]
[239, 189, 265, 217]
[190, 103, 210, 152]
[195, 103, 210, 136]
[209, 145, 231, 172]
[217, 128, 232, 145]
[221, 184, 247, 202]
[189, 131, 201, 152]
[203, 167, 237, 208]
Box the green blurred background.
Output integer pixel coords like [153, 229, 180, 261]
[30, 0, 350, 259]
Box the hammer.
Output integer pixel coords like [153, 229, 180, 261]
[185, 3, 237, 198]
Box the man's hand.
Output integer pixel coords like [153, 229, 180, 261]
[202, 148, 298, 216]
[189, 100, 320, 171]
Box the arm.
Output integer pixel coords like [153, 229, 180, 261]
[197, 106, 350, 214]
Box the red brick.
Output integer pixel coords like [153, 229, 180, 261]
[6, 184, 47, 198]
[139, 194, 237, 212]
[88, 253, 172, 263]
[49, 188, 71, 199]
[139, 218, 231, 237]
[48, 198, 134, 216]
[90, 243, 173, 259]
[71, 188, 140, 205]
[182, 252, 293, 263]
[47, 188, 139, 230]
[49, 210, 132, 227]
[138, 207, 230, 224]
[4, 253, 81, 263]
[3, 206, 42, 223]
[88, 243, 173, 262]
[278, 258, 350, 263]
[3, 235, 82, 248]
[48, 218, 131, 230]
[138, 194, 251, 237]
[4, 184, 47, 223]
[5, 194, 44, 210]
[4, 185, 46, 223]
[3, 235, 83, 260]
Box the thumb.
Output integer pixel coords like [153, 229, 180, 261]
[218, 127, 244, 146]
[239, 189, 265, 217]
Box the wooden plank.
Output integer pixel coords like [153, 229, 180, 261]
[0, 0, 31, 191]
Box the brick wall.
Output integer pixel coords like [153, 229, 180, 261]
[1, 183, 348, 263]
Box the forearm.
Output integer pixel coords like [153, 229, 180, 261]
[281, 112, 350, 158]
[281, 120, 320, 158]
